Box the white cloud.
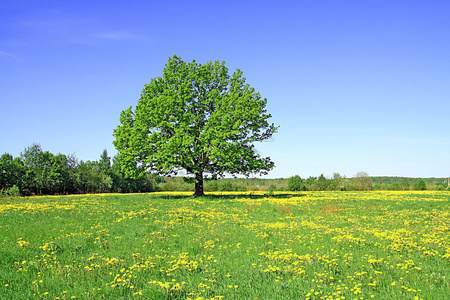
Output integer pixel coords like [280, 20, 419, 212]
[0, 50, 16, 58]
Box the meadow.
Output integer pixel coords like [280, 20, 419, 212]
[1, 191, 449, 300]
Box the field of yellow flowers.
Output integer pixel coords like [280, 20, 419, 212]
[1, 191, 449, 299]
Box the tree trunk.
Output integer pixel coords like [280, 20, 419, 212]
[194, 172, 204, 196]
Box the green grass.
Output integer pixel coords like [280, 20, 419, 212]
[0, 191, 449, 299]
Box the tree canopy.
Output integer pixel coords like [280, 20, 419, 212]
[113, 55, 278, 196]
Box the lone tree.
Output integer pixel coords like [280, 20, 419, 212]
[113, 55, 278, 196]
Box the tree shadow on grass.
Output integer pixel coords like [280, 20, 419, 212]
[147, 192, 305, 200]
[203, 193, 302, 200]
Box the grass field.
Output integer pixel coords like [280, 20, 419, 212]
[1, 191, 449, 299]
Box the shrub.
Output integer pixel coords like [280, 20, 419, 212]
[389, 182, 400, 191]
[236, 184, 247, 192]
[219, 181, 234, 191]
[268, 184, 276, 196]
[415, 179, 427, 191]
[205, 180, 219, 192]
[1, 185, 20, 197]
[434, 181, 448, 191]
[288, 175, 306, 191]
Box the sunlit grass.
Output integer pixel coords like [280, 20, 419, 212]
[1, 191, 449, 299]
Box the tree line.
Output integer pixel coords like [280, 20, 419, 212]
[0, 144, 155, 196]
[284, 173, 449, 192]
[1, 145, 448, 197]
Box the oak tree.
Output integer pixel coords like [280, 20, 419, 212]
[113, 55, 277, 196]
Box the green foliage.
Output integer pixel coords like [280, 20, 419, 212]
[113, 55, 277, 195]
[307, 174, 349, 191]
[217, 180, 247, 192]
[1, 146, 154, 196]
[305, 176, 316, 186]
[400, 178, 411, 190]
[371, 176, 445, 187]
[388, 182, 400, 191]
[311, 174, 332, 191]
[1, 142, 446, 196]
[287, 175, 306, 191]
[330, 173, 347, 191]
[352, 171, 373, 191]
[0, 153, 25, 192]
[267, 184, 276, 196]
[415, 179, 427, 191]
[218, 181, 234, 192]
[20, 144, 72, 195]
[98, 149, 111, 172]
[434, 181, 448, 191]
[205, 180, 219, 192]
[155, 177, 192, 192]
[0, 185, 20, 197]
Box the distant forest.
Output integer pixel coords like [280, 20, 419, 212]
[370, 176, 449, 185]
[1, 144, 449, 197]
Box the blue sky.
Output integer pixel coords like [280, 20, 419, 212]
[1, 1, 449, 179]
